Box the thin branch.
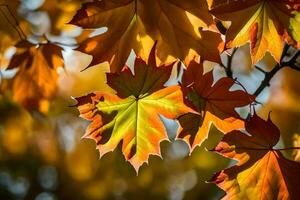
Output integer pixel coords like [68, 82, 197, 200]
[215, 19, 227, 35]
[253, 46, 300, 97]
[254, 65, 267, 74]
[280, 44, 290, 62]
[289, 65, 300, 71]
[0, 6, 22, 40]
[253, 63, 282, 96]
[234, 78, 251, 94]
[276, 147, 300, 151]
[233, 147, 300, 151]
[284, 49, 300, 65]
[4, 4, 26, 39]
[0, 4, 26, 40]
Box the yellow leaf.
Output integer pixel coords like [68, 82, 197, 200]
[210, 0, 300, 63]
[75, 46, 192, 172]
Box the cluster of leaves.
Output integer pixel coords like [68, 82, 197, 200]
[1, 0, 300, 199]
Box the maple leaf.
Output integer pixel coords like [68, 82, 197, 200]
[209, 0, 300, 63]
[7, 40, 64, 112]
[210, 113, 300, 200]
[75, 45, 192, 172]
[176, 60, 254, 152]
[69, 0, 223, 72]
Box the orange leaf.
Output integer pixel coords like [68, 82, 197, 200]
[210, 113, 300, 200]
[69, 0, 223, 72]
[75, 45, 192, 173]
[209, 0, 300, 63]
[7, 40, 64, 112]
[177, 60, 254, 152]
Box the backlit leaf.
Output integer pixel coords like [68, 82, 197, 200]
[177, 60, 254, 152]
[7, 40, 64, 112]
[209, 0, 300, 63]
[75, 45, 192, 172]
[210, 113, 300, 200]
[69, 0, 223, 72]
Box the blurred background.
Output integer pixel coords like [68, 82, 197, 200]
[0, 0, 300, 199]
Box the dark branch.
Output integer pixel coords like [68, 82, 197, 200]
[233, 147, 300, 151]
[0, 4, 26, 40]
[254, 65, 267, 74]
[253, 63, 282, 96]
[211, 146, 300, 151]
[253, 45, 300, 97]
[215, 19, 227, 35]
[276, 147, 300, 151]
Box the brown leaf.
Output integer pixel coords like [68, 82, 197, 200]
[69, 0, 223, 72]
[211, 113, 300, 200]
[177, 60, 254, 152]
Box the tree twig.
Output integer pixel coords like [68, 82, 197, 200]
[276, 147, 300, 151]
[253, 46, 300, 97]
[254, 65, 267, 74]
[0, 4, 26, 40]
[253, 63, 282, 96]
[231, 147, 300, 151]
[210, 147, 300, 151]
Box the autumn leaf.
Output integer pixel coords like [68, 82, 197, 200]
[69, 0, 223, 72]
[209, 0, 300, 63]
[75, 45, 192, 172]
[176, 60, 254, 152]
[210, 113, 300, 200]
[7, 40, 64, 112]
